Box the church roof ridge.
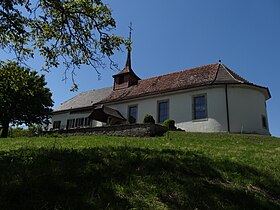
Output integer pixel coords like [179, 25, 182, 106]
[102, 62, 270, 103]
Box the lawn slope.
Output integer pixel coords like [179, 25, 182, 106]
[0, 132, 279, 209]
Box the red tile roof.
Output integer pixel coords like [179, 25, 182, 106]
[101, 63, 270, 103]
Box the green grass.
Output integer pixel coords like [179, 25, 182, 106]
[0, 132, 279, 209]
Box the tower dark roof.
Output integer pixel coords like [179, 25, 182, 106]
[112, 49, 140, 80]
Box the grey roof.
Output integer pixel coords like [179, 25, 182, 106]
[54, 87, 113, 112]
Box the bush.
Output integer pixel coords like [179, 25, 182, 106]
[8, 127, 30, 137]
[28, 124, 45, 136]
[162, 119, 176, 130]
[7, 124, 45, 138]
[143, 114, 155, 124]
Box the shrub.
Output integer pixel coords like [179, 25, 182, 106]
[28, 124, 45, 136]
[8, 127, 30, 137]
[143, 114, 155, 124]
[162, 119, 176, 130]
[7, 124, 45, 138]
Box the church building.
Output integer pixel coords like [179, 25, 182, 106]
[51, 46, 271, 135]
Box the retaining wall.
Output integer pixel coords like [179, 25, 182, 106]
[49, 124, 167, 137]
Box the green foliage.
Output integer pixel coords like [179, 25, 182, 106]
[0, 133, 279, 209]
[143, 114, 155, 124]
[8, 127, 30, 138]
[0, 61, 53, 138]
[162, 119, 176, 130]
[7, 125, 45, 138]
[28, 124, 45, 136]
[0, 0, 126, 78]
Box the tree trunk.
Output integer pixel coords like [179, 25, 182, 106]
[1, 120, 9, 138]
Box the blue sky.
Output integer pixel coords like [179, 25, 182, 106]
[1, 0, 280, 136]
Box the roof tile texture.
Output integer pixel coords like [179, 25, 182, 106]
[55, 87, 112, 111]
[102, 64, 227, 103]
[54, 63, 270, 112]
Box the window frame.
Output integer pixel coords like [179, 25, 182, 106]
[75, 118, 84, 128]
[53, 121, 61, 130]
[192, 94, 208, 121]
[157, 99, 169, 123]
[261, 115, 268, 129]
[128, 104, 138, 124]
[84, 117, 91, 127]
[66, 119, 75, 129]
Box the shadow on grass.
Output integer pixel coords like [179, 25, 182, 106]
[0, 147, 279, 210]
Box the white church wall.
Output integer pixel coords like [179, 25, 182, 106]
[108, 86, 229, 133]
[108, 85, 270, 135]
[227, 86, 270, 135]
[174, 87, 228, 133]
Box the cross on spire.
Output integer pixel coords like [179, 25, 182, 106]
[112, 22, 140, 90]
[128, 22, 133, 42]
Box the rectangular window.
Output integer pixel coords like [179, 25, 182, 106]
[75, 118, 84, 128]
[66, 119, 75, 129]
[128, 105, 138, 124]
[53, 121, 61, 130]
[158, 100, 169, 123]
[262, 115, 267, 129]
[193, 94, 207, 120]
[84, 117, 91, 127]
[118, 75, 124, 84]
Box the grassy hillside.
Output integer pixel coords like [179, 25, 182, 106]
[0, 132, 279, 209]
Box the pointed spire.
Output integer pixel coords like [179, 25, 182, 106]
[125, 50, 132, 69]
[112, 22, 140, 82]
[125, 22, 133, 69]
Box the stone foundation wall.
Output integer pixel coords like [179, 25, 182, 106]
[49, 124, 167, 137]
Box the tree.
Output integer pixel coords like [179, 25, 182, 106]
[0, 61, 53, 138]
[0, 0, 126, 86]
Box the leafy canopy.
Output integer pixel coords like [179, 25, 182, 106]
[0, 61, 53, 137]
[0, 0, 126, 83]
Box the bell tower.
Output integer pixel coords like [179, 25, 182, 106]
[113, 23, 140, 90]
